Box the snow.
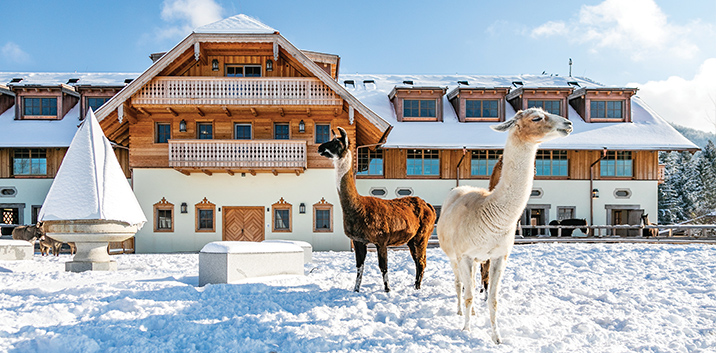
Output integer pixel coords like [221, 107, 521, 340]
[342, 74, 698, 151]
[38, 110, 146, 227]
[0, 104, 80, 148]
[1, 244, 714, 352]
[193, 14, 277, 34]
[0, 72, 136, 87]
[200, 241, 302, 254]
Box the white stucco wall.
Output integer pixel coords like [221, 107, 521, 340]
[0, 178, 54, 225]
[132, 168, 350, 253]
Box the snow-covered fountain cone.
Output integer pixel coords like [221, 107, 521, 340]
[38, 109, 146, 272]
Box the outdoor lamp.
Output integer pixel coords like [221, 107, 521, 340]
[179, 119, 187, 132]
[299, 120, 305, 133]
[181, 202, 188, 214]
[592, 189, 599, 199]
[211, 59, 219, 71]
[266, 59, 273, 72]
[299, 203, 306, 214]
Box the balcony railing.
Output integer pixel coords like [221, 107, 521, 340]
[133, 77, 342, 106]
[168, 139, 307, 170]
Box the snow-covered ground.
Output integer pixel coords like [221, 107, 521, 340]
[1, 243, 715, 352]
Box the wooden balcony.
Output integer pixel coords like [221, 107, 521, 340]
[132, 77, 342, 106]
[169, 139, 307, 175]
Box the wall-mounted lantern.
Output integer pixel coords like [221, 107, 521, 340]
[299, 203, 306, 214]
[266, 59, 273, 72]
[211, 59, 219, 71]
[299, 120, 305, 133]
[592, 189, 599, 199]
[179, 119, 187, 132]
[181, 202, 188, 214]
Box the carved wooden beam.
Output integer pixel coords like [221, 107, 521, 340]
[201, 169, 212, 176]
[249, 169, 256, 176]
[137, 107, 152, 116]
[251, 107, 258, 117]
[306, 108, 311, 117]
[333, 108, 340, 117]
[272, 169, 278, 176]
[227, 170, 234, 176]
[167, 107, 178, 117]
[222, 107, 232, 117]
[279, 107, 284, 117]
[177, 169, 191, 176]
[294, 169, 301, 176]
[196, 107, 205, 116]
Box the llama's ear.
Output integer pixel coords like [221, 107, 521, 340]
[491, 119, 515, 132]
[337, 126, 349, 148]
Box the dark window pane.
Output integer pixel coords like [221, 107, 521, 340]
[156, 123, 171, 143]
[235, 124, 252, 139]
[198, 209, 213, 230]
[198, 123, 213, 139]
[157, 209, 172, 230]
[274, 124, 289, 139]
[87, 97, 108, 112]
[245, 66, 261, 77]
[275, 209, 290, 230]
[315, 209, 331, 230]
[315, 124, 331, 143]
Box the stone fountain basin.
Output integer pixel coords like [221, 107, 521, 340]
[42, 220, 138, 271]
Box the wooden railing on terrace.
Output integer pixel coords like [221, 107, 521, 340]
[168, 139, 307, 169]
[132, 77, 343, 106]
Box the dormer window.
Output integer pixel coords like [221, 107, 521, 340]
[87, 97, 109, 112]
[404, 99, 436, 118]
[389, 86, 446, 122]
[527, 100, 561, 115]
[23, 97, 57, 118]
[447, 87, 508, 122]
[506, 87, 572, 117]
[466, 100, 499, 119]
[568, 88, 636, 123]
[590, 100, 623, 121]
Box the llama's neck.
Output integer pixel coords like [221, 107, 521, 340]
[333, 150, 362, 211]
[490, 135, 540, 221]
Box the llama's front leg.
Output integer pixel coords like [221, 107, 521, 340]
[353, 241, 368, 292]
[407, 236, 428, 290]
[449, 260, 463, 315]
[376, 245, 390, 292]
[488, 255, 508, 344]
[458, 256, 476, 331]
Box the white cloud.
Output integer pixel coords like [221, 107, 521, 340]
[630, 58, 716, 132]
[532, 0, 704, 61]
[156, 0, 224, 40]
[1, 42, 30, 63]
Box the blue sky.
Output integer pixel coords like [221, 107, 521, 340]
[2, 0, 716, 132]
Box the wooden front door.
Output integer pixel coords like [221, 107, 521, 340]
[223, 207, 265, 242]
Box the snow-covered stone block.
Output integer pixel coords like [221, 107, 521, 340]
[0, 239, 34, 261]
[199, 241, 304, 286]
[262, 240, 312, 264]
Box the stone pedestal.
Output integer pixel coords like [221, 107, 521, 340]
[0, 239, 34, 260]
[262, 240, 313, 264]
[43, 220, 138, 272]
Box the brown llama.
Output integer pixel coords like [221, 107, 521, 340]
[318, 127, 436, 292]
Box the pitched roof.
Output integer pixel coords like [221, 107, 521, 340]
[341, 74, 698, 151]
[193, 14, 277, 34]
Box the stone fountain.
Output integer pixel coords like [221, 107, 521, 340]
[39, 109, 146, 272]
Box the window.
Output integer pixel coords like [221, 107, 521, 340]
[234, 123, 252, 140]
[466, 100, 499, 119]
[31, 206, 42, 224]
[155, 123, 171, 143]
[23, 97, 57, 117]
[195, 197, 216, 232]
[226, 65, 261, 77]
[315, 124, 331, 144]
[471, 150, 502, 176]
[357, 148, 383, 176]
[535, 150, 568, 177]
[407, 149, 440, 176]
[2, 207, 19, 225]
[13, 148, 47, 175]
[591, 100, 623, 120]
[601, 151, 633, 177]
[557, 207, 575, 220]
[404, 99, 436, 118]
[370, 188, 387, 197]
[197, 123, 213, 139]
[153, 198, 174, 232]
[272, 198, 292, 232]
[528, 100, 561, 115]
[87, 97, 109, 112]
[313, 198, 333, 232]
[396, 188, 413, 196]
[274, 123, 289, 140]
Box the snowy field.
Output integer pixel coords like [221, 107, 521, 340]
[1, 243, 715, 353]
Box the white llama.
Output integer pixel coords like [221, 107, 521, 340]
[437, 107, 572, 344]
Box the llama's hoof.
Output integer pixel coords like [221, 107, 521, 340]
[492, 333, 502, 344]
[384, 287, 391, 293]
[462, 324, 471, 332]
[414, 282, 421, 290]
[457, 310, 463, 316]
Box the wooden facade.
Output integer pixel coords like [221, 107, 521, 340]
[361, 148, 661, 181]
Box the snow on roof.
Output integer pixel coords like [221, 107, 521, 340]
[0, 104, 80, 147]
[39, 109, 146, 227]
[341, 74, 698, 151]
[0, 72, 137, 87]
[194, 14, 277, 34]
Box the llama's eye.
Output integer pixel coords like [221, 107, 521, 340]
[531, 116, 543, 122]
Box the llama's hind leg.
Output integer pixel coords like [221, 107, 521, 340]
[458, 255, 476, 331]
[353, 241, 368, 292]
[376, 245, 390, 292]
[487, 255, 508, 344]
[450, 260, 463, 315]
[407, 235, 428, 290]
